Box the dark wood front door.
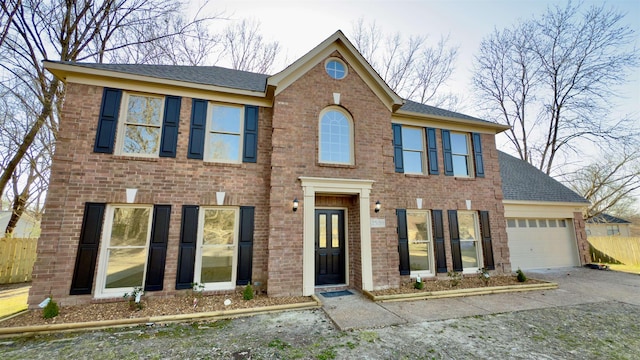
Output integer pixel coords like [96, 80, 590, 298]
[315, 209, 345, 285]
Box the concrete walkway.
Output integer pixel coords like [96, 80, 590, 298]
[319, 267, 640, 330]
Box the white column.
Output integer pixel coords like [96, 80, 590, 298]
[359, 188, 374, 291]
[302, 185, 316, 296]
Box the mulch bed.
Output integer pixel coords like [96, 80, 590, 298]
[370, 275, 545, 296]
[1, 290, 311, 329]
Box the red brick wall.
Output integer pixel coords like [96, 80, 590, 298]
[29, 83, 273, 307]
[266, 52, 510, 295]
[32, 52, 512, 306]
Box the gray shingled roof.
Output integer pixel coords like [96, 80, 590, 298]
[499, 151, 589, 204]
[53, 62, 502, 125]
[55, 62, 269, 92]
[399, 100, 497, 125]
[586, 213, 631, 224]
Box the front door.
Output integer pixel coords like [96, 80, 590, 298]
[315, 209, 345, 285]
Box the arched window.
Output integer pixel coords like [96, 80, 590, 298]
[319, 109, 353, 164]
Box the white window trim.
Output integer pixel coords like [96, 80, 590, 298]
[402, 126, 426, 175]
[458, 211, 483, 274]
[194, 206, 240, 291]
[451, 132, 474, 178]
[204, 103, 245, 164]
[114, 92, 165, 158]
[407, 210, 435, 278]
[318, 107, 354, 165]
[95, 204, 153, 299]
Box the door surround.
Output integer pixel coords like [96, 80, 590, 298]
[299, 177, 374, 296]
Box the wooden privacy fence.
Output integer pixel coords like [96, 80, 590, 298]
[588, 236, 640, 265]
[0, 237, 38, 284]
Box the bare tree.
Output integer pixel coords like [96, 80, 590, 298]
[566, 149, 640, 220]
[0, 0, 221, 232]
[473, 2, 639, 174]
[349, 18, 459, 108]
[221, 19, 280, 74]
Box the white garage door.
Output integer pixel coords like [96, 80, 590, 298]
[507, 218, 580, 270]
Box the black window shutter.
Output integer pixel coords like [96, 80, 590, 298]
[442, 129, 454, 176]
[426, 128, 439, 175]
[94, 88, 122, 153]
[242, 106, 259, 163]
[70, 203, 106, 295]
[144, 205, 171, 291]
[159, 96, 181, 158]
[396, 209, 410, 275]
[472, 133, 485, 178]
[432, 210, 447, 273]
[392, 124, 404, 173]
[448, 210, 463, 272]
[236, 206, 255, 285]
[176, 205, 198, 289]
[479, 211, 495, 270]
[187, 99, 207, 159]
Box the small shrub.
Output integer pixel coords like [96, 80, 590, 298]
[478, 268, 490, 286]
[447, 271, 462, 287]
[414, 280, 424, 290]
[243, 283, 254, 300]
[123, 287, 144, 310]
[516, 268, 527, 282]
[42, 297, 59, 319]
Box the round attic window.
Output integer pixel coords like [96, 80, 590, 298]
[325, 59, 347, 79]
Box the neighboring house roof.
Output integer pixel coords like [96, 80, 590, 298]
[53, 62, 270, 93]
[498, 151, 589, 204]
[585, 213, 631, 224]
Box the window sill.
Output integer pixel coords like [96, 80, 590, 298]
[454, 176, 475, 181]
[112, 155, 159, 162]
[403, 173, 428, 178]
[317, 162, 356, 169]
[203, 161, 243, 168]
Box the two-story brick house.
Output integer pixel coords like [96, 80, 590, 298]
[29, 31, 589, 307]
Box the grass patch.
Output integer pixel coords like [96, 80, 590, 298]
[0, 291, 28, 319]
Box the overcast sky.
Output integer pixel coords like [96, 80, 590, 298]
[207, 0, 639, 117]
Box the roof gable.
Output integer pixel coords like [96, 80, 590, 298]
[267, 30, 404, 112]
[499, 151, 589, 204]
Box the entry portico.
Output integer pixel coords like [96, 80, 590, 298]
[299, 177, 375, 295]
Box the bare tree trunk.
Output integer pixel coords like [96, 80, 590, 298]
[0, 79, 58, 199]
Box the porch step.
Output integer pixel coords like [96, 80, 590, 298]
[315, 284, 350, 293]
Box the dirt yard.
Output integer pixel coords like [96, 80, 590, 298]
[2, 301, 638, 359]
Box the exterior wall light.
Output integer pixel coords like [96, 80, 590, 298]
[375, 200, 381, 213]
[293, 198, 299, 212]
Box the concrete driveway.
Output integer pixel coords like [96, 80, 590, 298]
[321, 267, 640, 330]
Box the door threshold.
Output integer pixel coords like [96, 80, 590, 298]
[315, 284, 349, 293]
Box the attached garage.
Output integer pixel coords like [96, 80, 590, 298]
[506, 217, 579, 270]
[499, 151, 591, 271]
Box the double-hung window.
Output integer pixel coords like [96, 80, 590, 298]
[457, 211, 482, 272]
[206, 105, 243, 163]
[195, 207, 239, 290]
[407, 210, 434, 276]
[117, 93, 165, 156]
[96, 205, 153, 297]
[401, 127, 425, 174]
[607, 225, 620, 235]
[319, 108, 353, 164]
[451, 132, 472, 177]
